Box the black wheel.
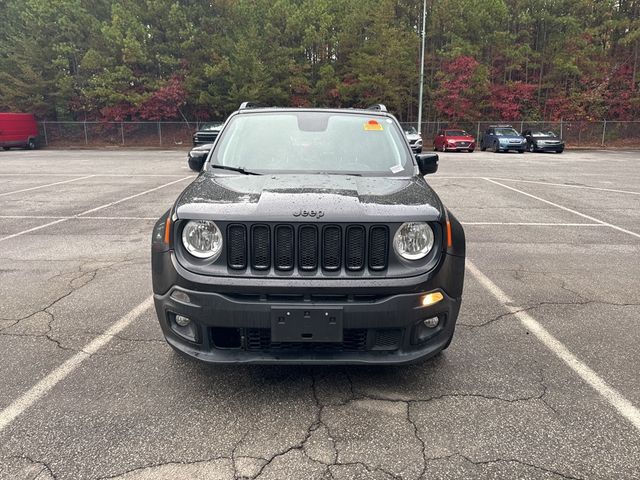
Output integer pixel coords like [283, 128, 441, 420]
[2, 147, 9, 151]
[493, 141, 500, 153]
[441, 144, 446, 153]
[556, 149, 564, 154]
[518, 149, 525, 154]
[480, 142, 486, 152]
[26, 138, 36, 150]
[468, 149, 474, 153]
[528, 142, 535, 152]
[433, 144, 437, 151]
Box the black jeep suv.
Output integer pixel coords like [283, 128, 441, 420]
[151, 104, 465, 364]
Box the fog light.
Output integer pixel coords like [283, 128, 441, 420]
[423, 316, 439, 328]
[175, 314, 191, 327]
[170, 290, 191, 304]
[421, 291, 444, 307]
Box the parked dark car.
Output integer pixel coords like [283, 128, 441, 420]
[152, 103, 466, 365]
[0, 113, 38, 150]
[187, 143, 213, 171]
[433, 128, 475, 152]
[480, 125, 526, 153]
[523, 130, 565, 153]
[193, 122, 222, 146]
[403, 126, 423, 152]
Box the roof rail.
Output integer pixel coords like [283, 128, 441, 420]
[239, 101, 260, 110]
[366, 104, 387, 112]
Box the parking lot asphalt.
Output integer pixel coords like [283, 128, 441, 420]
[0, 148, 638, 479]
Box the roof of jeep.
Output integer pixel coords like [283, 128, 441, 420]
[232, 107, 392, 117]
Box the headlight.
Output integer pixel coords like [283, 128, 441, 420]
[182, 220, 223, 259]
[393, 222, 434, 260]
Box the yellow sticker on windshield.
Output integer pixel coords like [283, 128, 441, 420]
[364, 120, 384, 131]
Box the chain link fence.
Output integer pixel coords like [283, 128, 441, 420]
[34, 120, 640, 148]
[401, 120, 640, 149]
[36, 121, 218, 148]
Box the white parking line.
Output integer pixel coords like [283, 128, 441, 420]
[0, 215, 157, 220]
[0, 176, 191, 243]
[485, 178, 640, 240]
[0, 175, 96, 197]
[0, 173, 188, 177]
[488, 177, 640, 196]
[461, 222, 605, 227]
[77, 177, 190, 216]
[466, 260, 640, 432]
[0, 296, 153, 433]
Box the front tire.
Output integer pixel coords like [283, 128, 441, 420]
[26, 138, 37, 150]
[441, 144, 446, 152]
[468, 149, 474, 153]
[493, 141, 500, 153]
[2, 147, 10, 151]
[480, 142, 486, 152]
[528, 142, 535, 153]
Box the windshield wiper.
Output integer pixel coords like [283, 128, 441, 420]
[210, 164, 260, 175]
[313, 171, 362, 176]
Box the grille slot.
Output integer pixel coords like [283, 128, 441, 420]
[251, 225, 271, 270]
[275, 225, 295, 271]
[373, 329, 401, 350]
[368, 226, 389, 271]
[345, 226, 366, 271]
[322, 226, 342, 271]
[227, 224, 247, 269]
[298, 225, 318, 271]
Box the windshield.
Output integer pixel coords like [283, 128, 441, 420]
[200, 123, 222, 131]
[445, 130, 468, 136]
[210, 112, 412, 176]
[494, 128, 519, 136]
[404, 126, 418, 135]
[532, 131, 557, 137]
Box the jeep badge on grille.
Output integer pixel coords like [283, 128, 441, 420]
[293, 209, 324, 219]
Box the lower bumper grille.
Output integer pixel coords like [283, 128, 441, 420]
[246, 328, 367, 352]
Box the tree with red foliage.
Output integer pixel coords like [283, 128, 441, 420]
[138, 76, 187, 121]
[434, 56, 489, 121]
[489, 82, 538, 121]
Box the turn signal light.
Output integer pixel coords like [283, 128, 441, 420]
[164, 216, 172, 245]
[421, 291, 444, 307]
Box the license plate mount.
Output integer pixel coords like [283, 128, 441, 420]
[271, 307, 343, 343]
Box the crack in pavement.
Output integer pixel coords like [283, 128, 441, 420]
[6, 454, 57, 480]
[425, 453, 585, 480]
[459, 299, 640, 329]
[95, 456, 233, 480]
[0, 257, 148, 354]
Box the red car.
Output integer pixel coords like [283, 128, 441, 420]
[0, 113, 39, 150]
[433, 128, 475, 152]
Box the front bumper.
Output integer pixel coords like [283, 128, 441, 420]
[534, 143, 564, 152]
[444, 143, 475, 151]
[499, 143, 526, 151]
[154, 287, 461, 364]
[152, 256, 464, 364]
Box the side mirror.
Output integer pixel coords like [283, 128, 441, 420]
[188, 150, 208, 172]
[416, 153, 438, 175]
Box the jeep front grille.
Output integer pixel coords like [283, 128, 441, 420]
[227, 223, 389, 273]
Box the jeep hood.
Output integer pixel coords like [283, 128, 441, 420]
[175, 174, 442, 222]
